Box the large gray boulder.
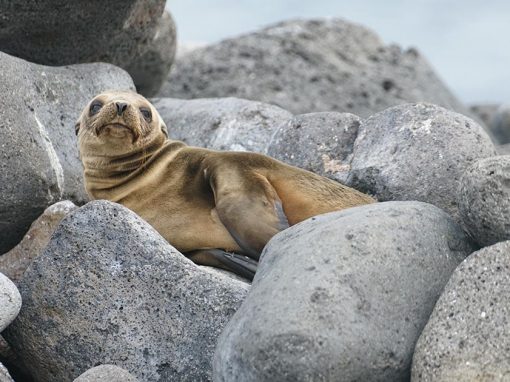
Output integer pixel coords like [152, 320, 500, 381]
[0, 51, 133, 253]
[214, 201, 475, 382]
[3, 201, 248, 382]
[489, 103, 510, 144]
[74, 365, 138, 382]
[412, 241, 510, 381]
[0, 0, 172, 96]
[159, 19, 467, 118]
[346, 103, 496, 221]
[151, 97, 292, 153]
[267, 112, 361, 183]
[458, 156, 510, 246]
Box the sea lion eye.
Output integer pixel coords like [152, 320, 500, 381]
[89, 100, 103, 116]
[140, 107, 152, 122]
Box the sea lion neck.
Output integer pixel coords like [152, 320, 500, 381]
[82, 139, 185, 196]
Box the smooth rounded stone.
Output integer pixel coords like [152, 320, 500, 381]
[0, 363, 14, 382]
[0, 51, 134, 253]
[159, 19, 468, 118]
[489, 104, 510, 144]
[214, 201, 476, 382]
[74, 365, 138, 382]
[412, 241, 510, 381]
[3, 201, 249, 382]
[346, 103, 496, 221]
[0, 201, 77, 282]
[0, 273, 21, 332]
[0, 1, 168, 93]
[267, 112, 361, 183]
[125, 11, 177, 97]
[151, 97, 292, 153]
[458, 156, 510, 246]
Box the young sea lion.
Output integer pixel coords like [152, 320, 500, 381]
[76, 90, 375, 279]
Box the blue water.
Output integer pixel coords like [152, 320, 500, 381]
[167, 0, 510, 104]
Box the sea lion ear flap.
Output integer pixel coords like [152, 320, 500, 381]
[160, 120, 168, 137]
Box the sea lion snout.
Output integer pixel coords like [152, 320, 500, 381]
[115, 102, 128, 116]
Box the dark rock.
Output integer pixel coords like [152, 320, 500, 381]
[0, 363, 14, 382]
[458, 155, 510, 246]
[151, 97, 292, 153]
[4, 201, 248, 382]
[159, 19, 468, 118]
[74, 365, 138, 382]
[346, 103, 496, 221]
[412, 241, 510, 381]
[0, 201, 77, 283]
[125, 11, 177, 97]
[0, 51, 133, 253]
[267, 112, 361, 183]
[0, 1, 171, 96]
[214, 201, 475, 382]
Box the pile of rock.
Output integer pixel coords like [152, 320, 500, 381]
[1, 10, 510, 382]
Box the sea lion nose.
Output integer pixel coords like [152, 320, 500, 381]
[115, 102, 128, 116]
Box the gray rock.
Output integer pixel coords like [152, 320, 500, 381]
[469, 103, 498, 128]
[125, 11, 177, 97]
[0, 272, 21, 332]
[267, 112, 361, 183]
[0, 0, 170, 95]
[0, 363, 14, 382]
[0, 51, 134, 253]
[0, 201, 77, 283]
[489, 103, 510, 144]
[497, 143, 510, 155]
[346, 103, 496, 221]
[214, 201, 475, 382]
[458, 156, 510, 246]
[4, 200, 249, 382]
[159, 19, 468, 118]
[151, 97, 292, 153]
[412, 241, 510, 381]
[74, 365, 138, 382]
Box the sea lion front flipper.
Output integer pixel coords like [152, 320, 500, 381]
[186, 249, 257, 281]
[209, 170, 290, 260]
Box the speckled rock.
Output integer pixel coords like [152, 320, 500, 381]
[0, 201, 77, 283]
[214, 201, 475, 382]
[0, 0, 169, 95]
[151, 97, 292, 152]
[458, 156, 510, 246]
[159, 19, 468, 118]
[412, 241, 510, 381]
[3, 201, 249, 382]
[0, 273, 21, 332]
[125, 11, 177, 96]
[74, 365, 138, 382]
[346, 103, 496, 221]
[0, 51, 133, 253]
[267, 112, 361, 183]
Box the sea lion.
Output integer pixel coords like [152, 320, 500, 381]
[76, 90, 375, 279]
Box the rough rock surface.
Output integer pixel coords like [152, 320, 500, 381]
[126, 11, 177, 96]
[0, 273, 21, 332]
[497, 143, 510, 155]
[4, 201, 249, 382]
[151, 97, 292, 153]
[412, 241, 510, 381]
[0, 0, 170, 95]
[0, 363, 13, 382]
[74, 365, 138, 382]
[159, 19, 467, 118]
[267, 112, 361, 183]
[489, 103, 510, 144]
[346, 103, 496, 221]
[0, 51, 134, 253]
[214, 201, 475, 382]
[0, 201, 77, 283]
[469, 103, 498, 128]
[458, 156, 510, 246]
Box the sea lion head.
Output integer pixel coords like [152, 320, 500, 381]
[76, 90, 168, 158]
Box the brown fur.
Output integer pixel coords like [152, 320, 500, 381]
[77, 91, 375, 269]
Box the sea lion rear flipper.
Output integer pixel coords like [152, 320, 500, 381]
[210, 170, 290, 259]
[186, 249, 257, 281]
